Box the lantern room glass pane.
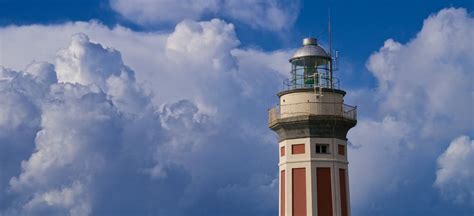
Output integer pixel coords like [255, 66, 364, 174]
[289, 57, 331, 89]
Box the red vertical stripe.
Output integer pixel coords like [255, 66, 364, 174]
[339, 169, 348, 216]
[281, 170, 285, 216]
[292, 168, 307, 216]
[317, 168, 333, 216]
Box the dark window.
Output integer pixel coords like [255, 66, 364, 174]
[316, 144, 330, 154]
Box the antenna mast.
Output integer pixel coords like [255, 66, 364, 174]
[328, 7, 333, 88]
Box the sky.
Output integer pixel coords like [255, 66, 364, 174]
[0, 0, 473, 215]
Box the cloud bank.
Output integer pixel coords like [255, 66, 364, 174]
[347, 7, 474, 214]
[0, 18, 289, 215]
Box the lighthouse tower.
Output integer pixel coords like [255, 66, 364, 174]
[268, 38, 357, 216]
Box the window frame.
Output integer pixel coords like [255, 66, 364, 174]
[315, 144, 330, 154]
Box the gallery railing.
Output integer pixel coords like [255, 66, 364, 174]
[268, 102, 357, 125]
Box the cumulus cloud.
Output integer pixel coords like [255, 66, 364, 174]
[5, 35, 140, 215]
[55, 33, 132, 88]
[0, 64, 52, 207]
[435, 136, 474, 205]
[24, 62, 58, 85]
[109, 0, 300, 31]
[166, 19, 239, 71]
[0, 68, 41, 137]
[365, 8, 474, 137]
[55, 33, 149, 114]
[24, 181, 90, 216]
[0, 20, 288, 105]
[348, 7, 474, 211]
[0, 17, 288, 215]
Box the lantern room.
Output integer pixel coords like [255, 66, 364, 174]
[287, 37, 337, 90]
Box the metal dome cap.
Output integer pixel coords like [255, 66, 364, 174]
[290, 37, 330, 62]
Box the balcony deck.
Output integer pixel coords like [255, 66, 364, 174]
[268, 102, 357, 126]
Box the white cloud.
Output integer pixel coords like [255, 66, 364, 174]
[0, 69, 40, 136]
[24, 62, 58, 85]
[110, 0, 219, 25]
[365, 8, 474, 138]
[0, 18, 288, 215]
[9, 81, 119, 192]
[348, 7, 474, 210]
[24, 181, 91, 216]
[348, 116, 412, 206]
[166, 19, 239, 72]
[0, 66, 44, 203]
[0, 20, 288, 106]
[4, 32, 155, 215]
[435, 136, 474, 205]
[109, 0, 300, 31]
[55, 33, 132, 88]
[55, 33, 149, 114]
[222, 0, 299, 31]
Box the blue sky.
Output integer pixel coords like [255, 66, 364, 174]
[0, 0, 473, 215]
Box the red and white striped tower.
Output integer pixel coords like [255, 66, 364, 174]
[268, 38, 357, 216]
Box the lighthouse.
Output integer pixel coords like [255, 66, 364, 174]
[268, 38, 357, 216]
